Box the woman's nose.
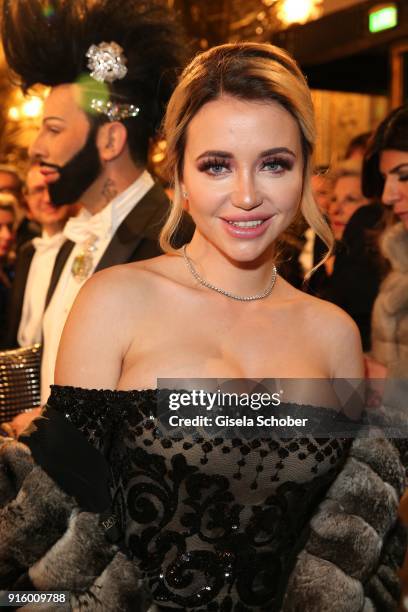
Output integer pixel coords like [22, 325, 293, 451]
[230, 173, 262, 209]
[382, 175, 400, 207]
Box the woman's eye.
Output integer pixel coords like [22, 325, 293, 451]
[261, 158, 291, 173]
[398, 174, 408, 182]
[198, 159, 230, 175]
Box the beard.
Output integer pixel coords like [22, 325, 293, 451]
[42, 126, 102, 206]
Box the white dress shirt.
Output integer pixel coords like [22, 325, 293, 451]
[299, 227, 316, 275]
[40, 171, 154, 405]
[17, 231, 66, 347]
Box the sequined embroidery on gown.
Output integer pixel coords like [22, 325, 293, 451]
[48, 386, 352, 612]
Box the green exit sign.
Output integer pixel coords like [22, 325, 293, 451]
[369, 4, 398, 33]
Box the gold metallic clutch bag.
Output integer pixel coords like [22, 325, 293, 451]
[0, 344, 41, 424]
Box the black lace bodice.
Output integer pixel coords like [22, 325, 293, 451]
[47, 386, 352, 612]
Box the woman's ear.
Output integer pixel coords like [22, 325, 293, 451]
[96, 122, 127, 162]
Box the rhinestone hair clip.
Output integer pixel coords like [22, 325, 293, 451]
[86, 41, 128, 83]
[90, 98, 140, 122]
[86, 41, 140, 122]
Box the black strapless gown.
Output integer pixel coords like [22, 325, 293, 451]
[33, 385, 354, 612]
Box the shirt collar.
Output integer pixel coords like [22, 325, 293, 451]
[63, 170, 155, 244]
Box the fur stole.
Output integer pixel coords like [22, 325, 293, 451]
[371, 222, 408, 371]
[0, 433, 405, 611]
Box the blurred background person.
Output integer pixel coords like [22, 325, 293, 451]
[0, 193, 17, 346]
[311, 164, 334, 214]
[0, 0, 193, 437]
[361, 105, 408, 610]
[344, 131, 372, 161]
[309, 159, 384, 351]
[0, 163, 40, 249]
[329, 159, 370, 242]
[4, 163, 78, 350]
[363, 105, 408, 376]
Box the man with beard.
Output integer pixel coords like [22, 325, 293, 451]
[1, 0, 193, 428]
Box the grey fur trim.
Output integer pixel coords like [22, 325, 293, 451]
[365, 572, 399, 612]
[0, 441, 152, 610]
[0, 432, 405, 611]
[70, 551, 152, 611]
[0, 438, 33, 505]
[29, 511, 117, 591]
[286, 434, 406, 611]
[282, 550, 365, 612]
[381, 222, 408, 273]
[0, 466, 75, 581]
[350, 438, 405, 497]
[307, 500, 381, 581]
[362, 598, 376, 611]
[326, 457, 398, 536]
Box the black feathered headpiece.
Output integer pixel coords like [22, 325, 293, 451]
[1, 0, 186, 139]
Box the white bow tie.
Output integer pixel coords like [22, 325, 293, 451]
[63, 213, 111, 244]
[32, 233, 65, 254]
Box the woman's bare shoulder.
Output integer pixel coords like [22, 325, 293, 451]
[76, 254, 177, 310]
[278, 278, 364, 377]
[280, 278, 359, 332]
[55, 256, 177, 388]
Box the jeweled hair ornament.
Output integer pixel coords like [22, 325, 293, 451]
[86, 41, 140, 121]
[86, 41, 128, 83]
[90, 98, 140, 121]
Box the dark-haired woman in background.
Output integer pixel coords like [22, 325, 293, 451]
[362, 105, 408, 377]
[362, 104, 408, 608]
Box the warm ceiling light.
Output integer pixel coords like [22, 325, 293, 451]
[278, 0, 319, 25]
[8, 106, 20, 121]
[21, 97, 43, 118]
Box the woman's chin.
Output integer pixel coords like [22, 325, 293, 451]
[219, 241, 275, 265]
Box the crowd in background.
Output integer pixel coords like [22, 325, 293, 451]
[0, 0, 405, 605]
[0, 120, 406, 380]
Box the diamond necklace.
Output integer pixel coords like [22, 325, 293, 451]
[182, 245, 277, 301]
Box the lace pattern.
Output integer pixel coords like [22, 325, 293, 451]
[48, 385, 351, 611]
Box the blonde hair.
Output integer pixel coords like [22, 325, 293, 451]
[160, 42, 333, 272]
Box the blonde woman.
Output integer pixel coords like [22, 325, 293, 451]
[0, 44, 405, 611]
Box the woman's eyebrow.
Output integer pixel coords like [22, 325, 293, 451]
[389, 163, 408, 174]
[196, 146, 296, 162]
[196, 150, 232, 161]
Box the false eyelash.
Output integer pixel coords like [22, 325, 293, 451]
[262, 157, 293, 171]
[197, 157, 231, 172]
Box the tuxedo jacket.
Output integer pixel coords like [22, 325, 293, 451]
[5, 182, 194, 350]
[4, 241, 35, 349]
